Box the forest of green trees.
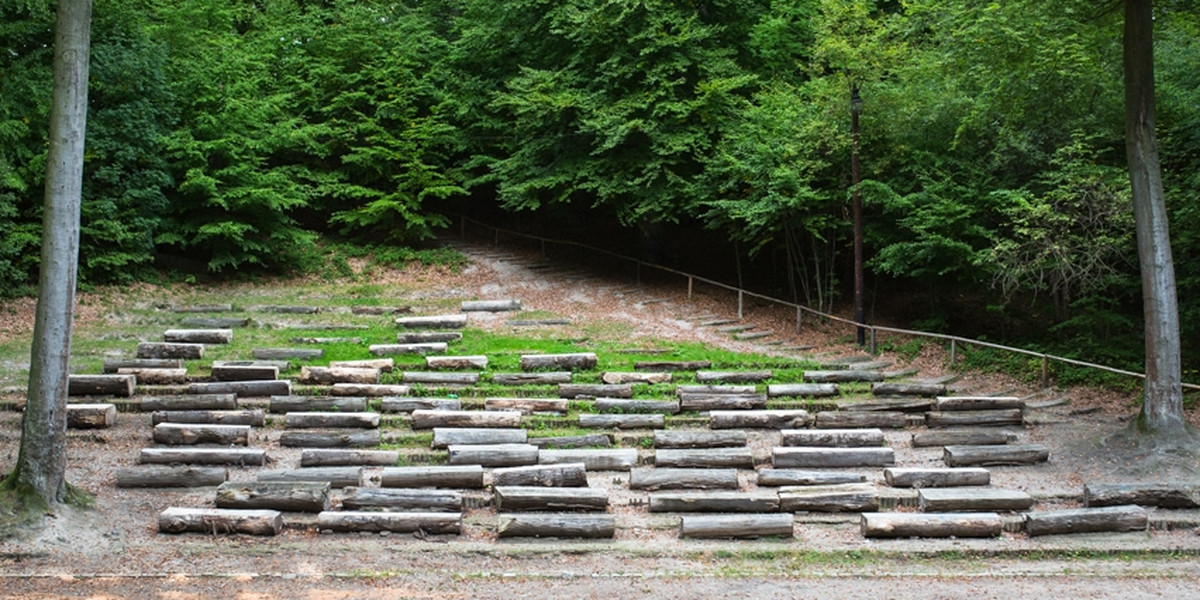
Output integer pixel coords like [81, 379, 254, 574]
[2, 0, 1198, 373]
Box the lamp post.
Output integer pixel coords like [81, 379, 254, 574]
[850, 85, 865, 347]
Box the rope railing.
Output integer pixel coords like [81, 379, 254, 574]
[458, 215, 1199, 392]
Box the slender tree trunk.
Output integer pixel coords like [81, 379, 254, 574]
[1124, 0, 1184, 432]
[7, 0, 92, 506]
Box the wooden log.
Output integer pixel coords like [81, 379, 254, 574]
[1083, 483, 1200, 508]
[253, 348, 324, 361]
[404, 371, 480, 385]
[779, 483, 880, 512]
[448, 443, 539, 467]
[257, 467, 363, 488]
[804, 370, 883, 383]
[918, 488, 1035, 512]
[648, 491, 780, 513]
[538, 449, 637, 471]
[213, 359, 291, 371]
[432, 428, 528, 449]
[332, 383, 410, 397]
[676, 384, 757, 395]
[943, 444, 1049, 467]
[341, 487, 462, 512]
[139, 447, 266, 466]
[709, 410, 810, 429]
[426, 355, 488, 370]
[767, 383, 840, 398]
[492, 463, 589, 488]
[1025, 505, 1149, 536]
[137, 342, 204, 359]
[494, 486, 609, 511]
[300, 449, 399, 467]
[291, 336, 365, 345]
[397, 331, 463, 344]
[520, 353, 598, 371]
[330, 358, 395, 372]
[369, 343, 448, 356]
[187, 380, 291, 397]
[316, 511, 461, 534]
[926, 409, 1023, 428]
[104, 358, 183, 373]
[215, 481, 330, 512]
[259, 305, 320, 314]
[911, 430, 1012, 448]
[158, 508, 282, 536]
[756, 469, 866, 487]
[152, 423, 250, 446]
[380, 466, 484, 489]
[279, 429, 381, 448]
[351, 305, 411, 315]
[117, 368, 187, 385]
[151, 409, 265, 427]
[781, 428, 885, 448]
[861, 512, 1003, 538]
[172, 303, 233, 313]
[629, 468, 739, 491]
[491, 372, 573, 385]
[579, 414, 664, 429]
[461, 299, 521, 312]
[115, 465, 227, 488]
[935, 396, 1024, 411]
[411, 409, 523, 429]
[873, 382, 947, 397]
[634, 360, 711, 371]
[68, 374, 135, 397]
[299, 366, 381, 385]
[211, 365, 279, 382]
[654, 447, 754, 469]
[498, 514, 615, 539]
[180, 317, 249, 328]
[815, 411, 907, 429]
[380, 397, 461, 413]
[66, 403, 117, 429]
[843, 399, 934, 412]
[772, 447, 895, 468]
[653, 430, 747, 449]
[601, 371, 672, 385]
[559, 383, 632, 399]
[164, 328, 233, 344]
[595, 398, 680, 414]
[679, 393, 768, 411]
[269, 396, 368, 414]
[883, 467, 991, 488]
[528, 434, 614, 449]
[696, 370, 773, 383]
[285, 411, 380, 429]
[140, 393, 237, 412]
[395, 314, 468, 329]
[680, 514, 794, 539]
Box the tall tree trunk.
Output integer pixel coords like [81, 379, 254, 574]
[1124, 0, 1184, 433]
[6, 0, 92, 506]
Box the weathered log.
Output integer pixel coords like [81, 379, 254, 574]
[151, 409, 265, 427]
[756, 469, 866, 487]
[485, 397, 572, 415]
[411, 409, 523, 429]
[579, 414, 664, 429]
[140, 393, 237, 412]
[559, 383, 632, 399]
[215, 481, 330, 512]
[461, 299, 521, 312]
[139, 447, 266, 466]
[842, 399, 934, 412]
[269, 395, 368, 414]
[676, 384, 756, 395]
[696, 370, 773, 383]
[291, 336, 362, 345]
[494, 486, 609, 511]
[425, 355, 488, 370]
[340, 487, 462, 512]
[861, 512, 1003, 538]
[491, 372, 573, 386]
[164, 328, 233, 344]
[403, 371, 480, 385]
[883, 467, 991, 488]
[935, 396, 1024, 411]
[66, 403, 117, 429]
[316, 511, 461, 534]
[814, 411, 907, 429]
[117, 368, 187, 385]
[253, 348, 324, 361]
[369, 343, 448, 356]
[258, 305, 320, 314]
[925, 409, 1023, 428]
[872, 382, 947, 397]
[680, 514, 794, 539]
[158, 508, 282, 536]
[648, 491, 779, 513]
[278, 429, 381, 448]
[380, 466, 485, 489]
[285, 411, 380, 429]
[498, 514, 615, 539]
[395, 314, 468, 329]
[767, 383, 840, 398]
[678, 393, 768, 412]
[214, 359, 291, 370]
[332, 383, 410, 397]
[1083, 483, 1200, 508]
[492, 463, 589, 488]
[257, 467, 363, 488]
[397, 331, 462, 344]
[300, 366, 381, 385]
[601, 371, 672, 385]
[448, 443, 539, 467]
[330, 358, 395, 372]
[653, 430, 747, 449]
[300, 449, 399, 467]
[709, 410, 810, 429]
[778, 483, 880, 512]
[181, 317, 249, 328]
[115, 465, 227, 488]
[380, 397, 461, 413]
[911, 429, 1013, 447]
[1024, 505, 1149, 536]
[172, 303, 233, 313]
[538, 449, 637, 471]
[104, 358, 183, 373]
[68, 374, 135, 397]
[187, 380, 291, 397]
[528, 434, 614, 449]
[634, 360, 711, 371]
[595, 398, 680, 414]
[629, 468, 738, 491]
[804, 370, 883, 383]
[351, 305, 411, 315]
[137, 342, 204, 360]
[211, 365, 279, 382]
[772, 447, 895, 468]
[520, 353, 598, 371]
[432, 428, 528, 449]
[152, 423, 250, 446]
[918, 488, 1035, 512]
[654, 447, 754, 469]
[781, 428, 885, 448]
[943, 444, 1049, 467]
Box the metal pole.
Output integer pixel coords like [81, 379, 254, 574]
[851, 85, 865, 347]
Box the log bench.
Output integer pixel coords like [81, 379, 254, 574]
[579, 414, 664, 429]
[411, 410, 523, 429]
[138, 342, 203, 360]
[215, 481, 330, 512]
[152, 423, 250, 446]
[917, 487, 1035, 512]
[278, 429, 381, 448]
[253, 348, 323, 360]
[814, 411, 907, 429]
[781, 428, 885, 447]
[448, 443, 539, 467]
[484, 397, 568, 414]
[140, 447, 266, 466]
[595, 398, 680, 414]
[756, 469, 866, 487]
[778, 483, 880, 512]
[115, 465, 227, 488]
[520, 353, 598, 371]
[654, 447, 754, 469]
[492, 463, 589, 488]
[380, 466, 485, 489]
[493, 486, 609, 511]
[316, 511, 461, 534]
[379, 397, 462, 412]
[653, 430, 747, 449]
[158, 508, 282, 536]
[629, 468, 739, 491]
[269, 395, 367, 413]
[432, 427, 528, 449]
[883, 467, 991, 488]
[300, 449, 399, 467]
[498, 514, 615, 538]
[538, 449, 638, 471]
[332, 383, 410, 397]
[910, 429, 1013, 447]
[709, 410, 810, 429]
[943, 444, 1049, 467]
[648, 491, 779, 513]
[1083, 483, 1200, 508]
[187, 380, 291, 397]
[680, 514, 793, 539]
[369, 343, 448, 356]
[68, 374, 135, 397]
[66, 403, 117, 429]
[340, 487, 462, 512]
[164, 328, 233, 344]
[1024, 505, 1149, 536]
[395, 314, 468, 329]
[404, 371, 481, 386]
[772, 447, 895, 468]
[861, 512, 1003, 538]
[257, 467, 364, 488]
[151, 409, 265, 427]
[559, 383, 632, 399]
[767, 383, 839, 398]
[426, 355, 488, 370]
[299, 366, 381, 385]
[398, 332, 463, 344]
[491, 372, 572, 386]
[284, 411, 380, 429]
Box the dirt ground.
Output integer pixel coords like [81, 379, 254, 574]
[1, 237, 1199, 599]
